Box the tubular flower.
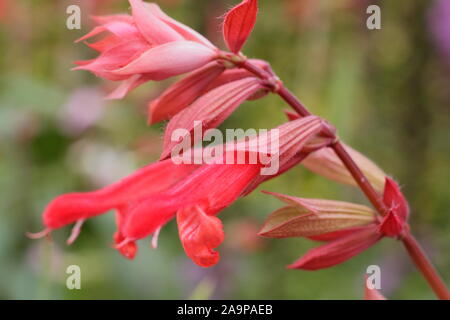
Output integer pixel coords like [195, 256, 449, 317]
[259, 177, 410, 270]
[74, 0, 218, 99]
[34, 157, 260, 267]
[31, 116, 332, 267]
[148, 59, 270, 124]
[160, 76, 267, 159]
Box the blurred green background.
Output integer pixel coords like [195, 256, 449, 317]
[1, 0, 449, 299]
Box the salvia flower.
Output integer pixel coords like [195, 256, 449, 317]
[31, 116, 332, 267]
[33, 157, 260, 267]
[259, 177, 410, 270]
[148, 59, 270, 124]
[160, 76, 268, 159]
[74, 0, 219, 99]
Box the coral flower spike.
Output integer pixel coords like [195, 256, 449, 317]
[30, 117, 331, 267]
[24, 0, 449, 299]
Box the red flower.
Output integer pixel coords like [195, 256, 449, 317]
[160, 76, 267, 159]
[260, 178, 410, 270]
[74, 0, 218, 99]
[177, 205, 224, 267]
[34, 158, 260, 267]
[31, 116, 332, 267]
[148, 59, 270, 124]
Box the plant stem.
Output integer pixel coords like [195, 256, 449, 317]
[402, 232, 450, 300]
[242, 60, 388, 215]
[277, 86, 388, 215]
[238, 58, 450, 300]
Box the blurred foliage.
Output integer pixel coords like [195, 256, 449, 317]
[0, 0, 449, 300]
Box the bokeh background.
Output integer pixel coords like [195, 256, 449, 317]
[1, 0, 449, 300]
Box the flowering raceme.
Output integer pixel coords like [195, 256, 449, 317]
[74, 0, 219, 99]
[33, 157, 259, 267]
[28, 0, 449, 300]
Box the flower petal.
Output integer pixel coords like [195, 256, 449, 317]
[76, 26, 107, 43]
[91, 14, 134, 26]
[93, 16, 141, 39]
[145, 2, 215, 49]
[42, 159, 199, 229]
[105, 74, 151, 100]
[177, 205, 224, 267]
[160, 77, 263, 159]
[112, 41, 217, 79]
[223, 0, 258, 53]
[122, 161, 261, 240]
[119, 194, 180, 241]
[114, 210, 138, 259]
[114, 232, 138, 259]
[129, 0, 184, 44]
[85, 34, 122, 52]
[73, 40, 149, 81]
[288, 226, 381, 270]
[77, 15, 142, 48]
[148, 61, 267, 124]
[241, 116, 335, 195]
[148, 62, 226, 123]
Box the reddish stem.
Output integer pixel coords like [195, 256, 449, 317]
[276, 85, 311, 117]
[242, 61, 388, 214]
[237, 58, 450, 300]
[277, 86, 388, 215]
[402, 232, 450, 299]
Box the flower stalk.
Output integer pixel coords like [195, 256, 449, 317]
[402, 232, 450, 300]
